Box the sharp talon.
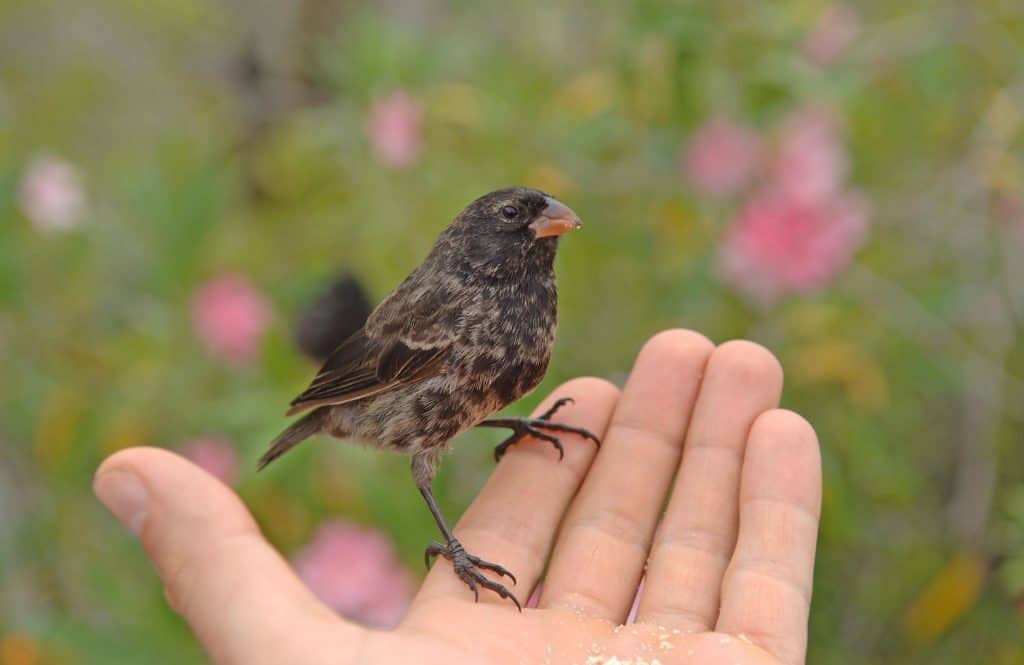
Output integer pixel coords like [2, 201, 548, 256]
[484, 398, 598, 463]
[525, 427, 564, 459]
[529, 421, 602, 447]
[506, 589, 523, 612]
[539, 396, 574, 421]
[464, 553, 517, 584]
[488, 563, 517, 584]
[429, 538, 521, 609]
[424, 542, 444, 569]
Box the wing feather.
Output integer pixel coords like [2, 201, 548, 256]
[286, 326, 450, 416]
[286, 261, 467, 416]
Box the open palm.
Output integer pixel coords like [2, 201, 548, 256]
[94, 330, 821, 664]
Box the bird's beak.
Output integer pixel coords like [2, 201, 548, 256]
[529, 197, 583, 239]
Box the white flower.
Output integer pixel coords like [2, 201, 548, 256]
[19, 153, 87, 232]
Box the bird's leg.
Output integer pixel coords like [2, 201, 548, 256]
[476, 397, 601, 462]
[413, 453, 521, 610]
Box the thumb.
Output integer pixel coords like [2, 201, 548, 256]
[93, 447, 364, 665]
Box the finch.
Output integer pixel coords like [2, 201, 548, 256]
[294, 272, 372, 363]
[259, 187, 599, 608]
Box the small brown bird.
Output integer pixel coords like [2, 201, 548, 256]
[294, 272, 373, 363]
[259, 187, 599, 608]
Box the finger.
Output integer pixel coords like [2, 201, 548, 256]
[539, 330, 715, 621]
[715, 410, 822, 665]
[638, 341, 783, 631]
[410, 377, 620, 612]
[94, 447, 361, 665]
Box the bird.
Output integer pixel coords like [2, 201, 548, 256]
[259, 187, 600, 608]
[294, 272, 373, 363]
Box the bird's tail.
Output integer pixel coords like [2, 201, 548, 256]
[258, 409, 326, 470]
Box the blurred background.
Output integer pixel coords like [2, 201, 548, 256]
[2, 0, 1024, 663]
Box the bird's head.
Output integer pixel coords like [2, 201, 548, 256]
[456, 187, 582, 242]
[431, 187, 583, 278]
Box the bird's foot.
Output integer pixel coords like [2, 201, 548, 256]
[482, 397, 602, 462]
[424, 538, 521, 610]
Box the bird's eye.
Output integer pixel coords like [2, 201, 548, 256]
[500, 205, 519, 220]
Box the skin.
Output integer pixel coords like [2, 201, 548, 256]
[94, 330, 821, 665]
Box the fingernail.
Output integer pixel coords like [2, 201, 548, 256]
[94, 469, 148, 535]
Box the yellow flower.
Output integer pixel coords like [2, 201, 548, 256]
[904, 552, 988, 643]
[983, 91, 1021, 145]
[33, 389, 83, 471]
[526, 165, 575, 198]
[788, 340, 889, 410]
[101, 417, 150, 457]
[1, 635, 40, 665]
[559, 71, 616, 121]
[429, 83, 480, 128]
[629, 36, 673, 122]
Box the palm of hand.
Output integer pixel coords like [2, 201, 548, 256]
[94, 331, 820, 665]
[388, 599, 785, 664]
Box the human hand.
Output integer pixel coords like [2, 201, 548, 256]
[93, 330, 821, 664]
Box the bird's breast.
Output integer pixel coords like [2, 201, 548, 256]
[449, 274, 558, 411]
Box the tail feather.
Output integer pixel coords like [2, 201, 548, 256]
[258, 409, 326, 470]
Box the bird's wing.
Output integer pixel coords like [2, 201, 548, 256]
[285, 288, 456, 415]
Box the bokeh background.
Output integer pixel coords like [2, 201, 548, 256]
[2, 0, 1024, 663]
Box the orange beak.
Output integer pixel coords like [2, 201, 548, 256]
[529, 197, 582, 239]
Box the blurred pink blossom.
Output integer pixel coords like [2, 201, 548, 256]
[293, 520, 414, 628]
[990, 194, 1024, 234]
[719, 190, 869, 305]
[682, 117, 762, 197]
[803, 4, 861, 68]
[19, 153, 87, 231]
[181, 436, 238, 486]
[367, 91, 423, 169]
[191, 274, 272, 366]
[771, 105, 848, 203]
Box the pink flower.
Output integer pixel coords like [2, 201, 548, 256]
[19, 153, 87, 231]
[293, 520, 415, 628]
[771, 105, 848, 203]
[366, 91, 423, 169]
[989, 193, 1024, 234]
[181, 436, 238, 486]
[682, 117, 762, 197]
[803, 4, 861, 68]
[719, 190, 869, 305]
[191, 274, 272, 366]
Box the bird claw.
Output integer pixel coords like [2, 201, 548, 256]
[424, 538, 521, 610]
[487, 397, 601, 462]
[538, 396, 574, 421]
[494, 424, 565, 461]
